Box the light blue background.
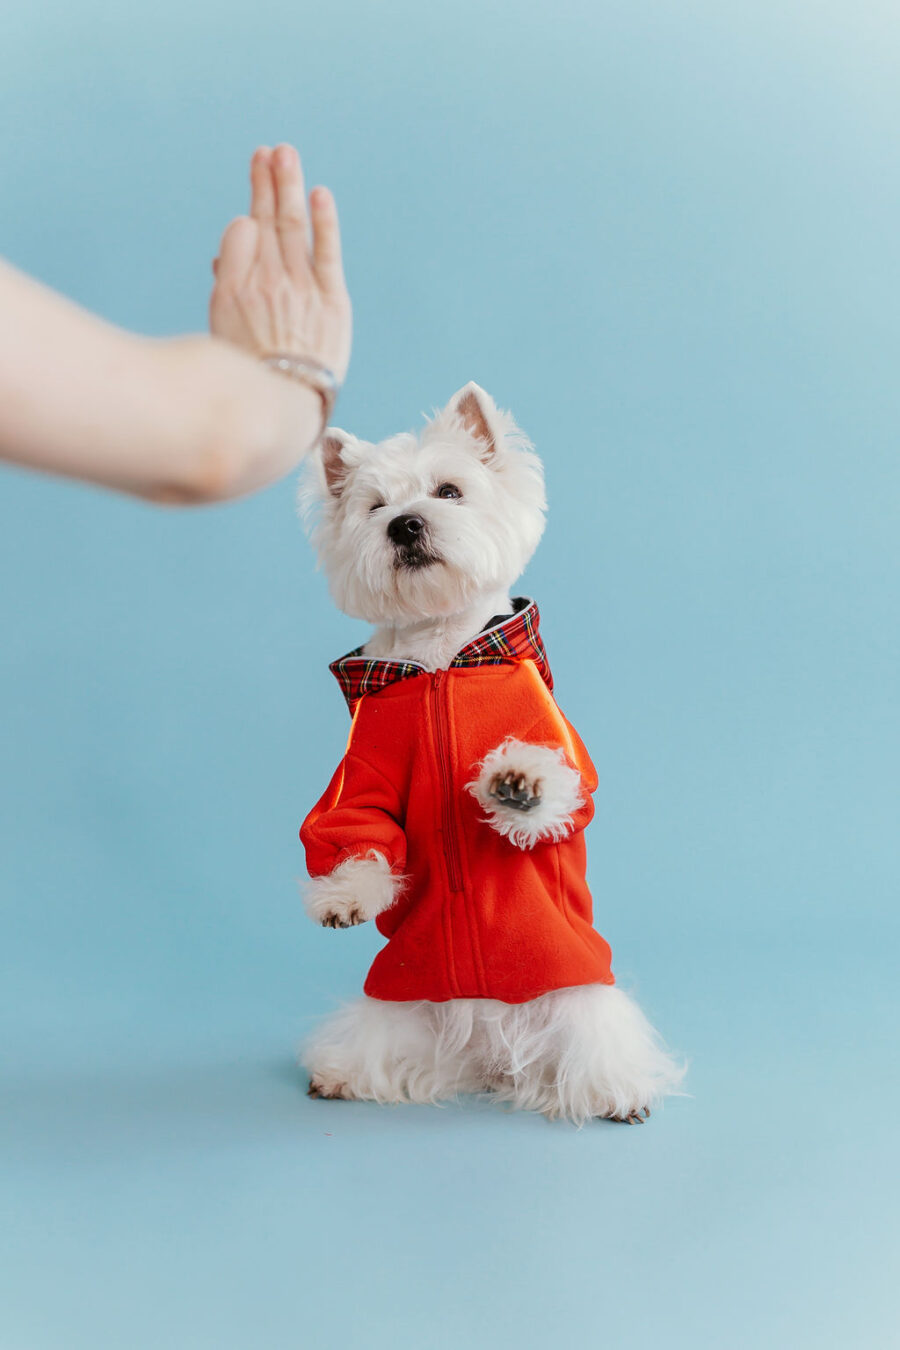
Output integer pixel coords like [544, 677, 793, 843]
[2, 1, 899, 1346]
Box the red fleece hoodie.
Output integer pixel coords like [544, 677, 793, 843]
[300, 599, 614, 1003]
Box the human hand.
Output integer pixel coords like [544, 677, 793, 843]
[209, 144, 351, 383]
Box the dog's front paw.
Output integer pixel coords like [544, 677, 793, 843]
[319, 903, 366, 929]
[488, 770, 542, 812]
[467, 739, 585, 850]
[304, 851, 402, 929]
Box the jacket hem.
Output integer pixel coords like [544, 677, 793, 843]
[362, 972, 616, 1004]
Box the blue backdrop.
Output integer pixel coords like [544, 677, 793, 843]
[2, 2, 898, 1346]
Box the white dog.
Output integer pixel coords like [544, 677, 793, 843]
[298, 383, 684, 1124]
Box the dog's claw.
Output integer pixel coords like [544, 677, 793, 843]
[308, 1079, 348, 1100]
[605, 1106, 650, 1125]
[321, 906, 365, 929]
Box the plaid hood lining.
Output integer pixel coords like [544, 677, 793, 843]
[329, 597, 552, 711]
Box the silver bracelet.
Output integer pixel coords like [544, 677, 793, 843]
[261, 353, 340, 442]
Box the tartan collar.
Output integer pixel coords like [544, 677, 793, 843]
[329, 597, 553, 712]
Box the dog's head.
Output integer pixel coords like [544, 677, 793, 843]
[300, 383, 546, 624]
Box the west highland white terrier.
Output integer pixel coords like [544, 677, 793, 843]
[298, 383, 684, 1124]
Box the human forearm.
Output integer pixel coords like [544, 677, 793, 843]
[0, 261, 321, 503]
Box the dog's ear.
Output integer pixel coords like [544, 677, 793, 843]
[447, 382, 500, 460]
[319, 429, 355, 497]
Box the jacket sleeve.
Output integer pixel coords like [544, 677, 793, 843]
[300, 748, 407, 879]
[519, 704, 598, 835]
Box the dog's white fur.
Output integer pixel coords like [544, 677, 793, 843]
[299, 380, 545, 669]
[299, 383, 685, 1122]
[302, 986, 684, 1126]
[304, 851, 401, 928]
[467, 737, 586, 848]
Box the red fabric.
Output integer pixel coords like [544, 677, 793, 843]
[301, 612, 614, 1004]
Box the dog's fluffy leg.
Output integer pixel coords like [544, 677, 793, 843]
[477, 984, 686, 1125]
[467, 738, 585, 849]
[303, 997, 486, 1103]
[304, 851, 402, 928]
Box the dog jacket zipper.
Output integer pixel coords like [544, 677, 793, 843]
[431, 671, 464, 893]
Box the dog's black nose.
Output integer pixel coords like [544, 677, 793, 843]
[387, 514, 426, 547]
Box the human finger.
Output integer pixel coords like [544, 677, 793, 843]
[215, 215, 259, 288]
[272, 143, 310, 277]
[250, 145, 284, 275]
[310, 186, 346, 294]
[249, 146, 276, 221]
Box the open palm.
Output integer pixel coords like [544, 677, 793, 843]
[209, 144, 351, 383]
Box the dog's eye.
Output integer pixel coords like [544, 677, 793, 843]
[435, 483, 462, 500]
[369, 500, 385, 513]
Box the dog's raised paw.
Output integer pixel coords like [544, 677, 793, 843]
[320, 905, 365, 928]
[488, 770, 543, 813]
[303, 853, 400, 929]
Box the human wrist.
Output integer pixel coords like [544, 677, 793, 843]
[260, 351, 341, 447]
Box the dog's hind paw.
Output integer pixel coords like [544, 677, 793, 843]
[604, 1106, 652, 1125]
[307, 1076, 355, 1100]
